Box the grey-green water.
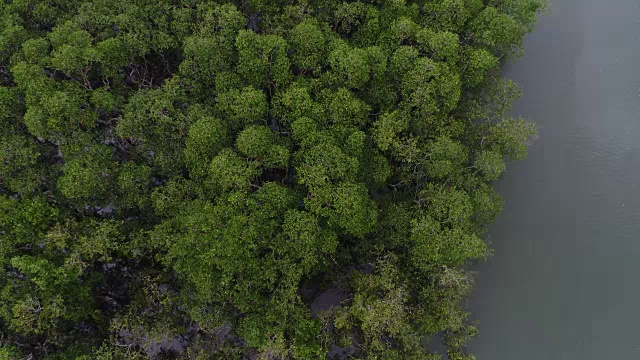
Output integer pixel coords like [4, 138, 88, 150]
[470, 1, 640, 358]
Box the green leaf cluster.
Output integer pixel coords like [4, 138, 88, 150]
[0, 0, 541, 358]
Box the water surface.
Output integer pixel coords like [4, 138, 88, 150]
[470, 1, 640, 358]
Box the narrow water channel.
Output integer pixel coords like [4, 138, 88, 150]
[470, 1, 640, 358]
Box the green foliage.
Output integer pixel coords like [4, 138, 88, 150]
[279, 210, 338, 273]
[401, 57, 461, 118]
[116, 77, 188, 175]
[475, 150, 506, 180]
[57, 144, 115, 200]
[178, 4, 244, 95]
[332, 257, 429, 359]
[57, 145, 115, 199]
[321, 87, 371, 128]
[48, 21, 98, 75]
[417, 29, 460, 62]
[215, 86, 268, 130]
[208, 149, 261, 191]
[0, 0, 542, 358]
[272, 84, 323, 126]
[151, 176, 196, 217]
[235, 30, 291, 89]
[410, 214, 486, 270]
[329, 182, 378, 238]
[288, 19, 327, 73]
[0, 346, 20, 360]
[0, 135, 42, 193]
[422, 0, 483, 33]
[426, 136, 468, 179]
[11, 62, 95, 140]
[328, 42, 371, 89]
[489, 117, 538, 160]
[463, 47, 500, 87]
[296, 142, 359, 187]
[0, 196, 58, 265]
[236, 126, 290, 168]
[471, 6, 524, 56]
[117, 162, 152, 208]
[471, 183, 503, 230]
[3, 255, 93, 336]
[185, 112, 231, 179]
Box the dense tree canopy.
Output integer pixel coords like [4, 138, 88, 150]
[0, 0, 543, 358]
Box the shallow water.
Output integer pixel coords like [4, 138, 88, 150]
[470, 1, 640, 358]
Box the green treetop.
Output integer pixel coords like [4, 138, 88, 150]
[0, 0, 542, 358]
